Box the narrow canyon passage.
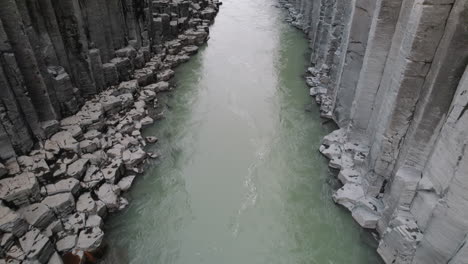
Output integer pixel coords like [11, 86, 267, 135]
[104, 0, 381, 263]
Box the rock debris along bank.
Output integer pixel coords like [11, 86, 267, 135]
[0, 0, 220, 262]
[281, 0, 468, 263]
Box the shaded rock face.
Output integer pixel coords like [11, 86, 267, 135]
[0, 0, 221, 263]
[281, 0, 468, 263]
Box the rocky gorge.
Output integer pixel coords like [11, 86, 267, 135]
[0, 0, 467, 263]
[282, 0, 468, 263]
[0, 0, 220, 263]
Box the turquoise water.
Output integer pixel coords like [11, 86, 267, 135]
[103, 0, 382, 263]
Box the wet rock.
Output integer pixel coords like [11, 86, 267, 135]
[42, 193, 75, 217]
[18, 203, 55, 230]
[0, 172, 40, 206]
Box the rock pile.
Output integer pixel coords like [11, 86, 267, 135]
[0, 1, 221, 263]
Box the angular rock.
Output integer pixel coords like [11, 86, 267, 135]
[42, 193, 75, 217]
[76, 227, 104, 251]
[19, 228, 54, 263]
[76, 192, 97, 215]
[95, 184, 119, 211]
[18, 203, 55, 229]
[67, 159, 89, 180]
[50, 131, 79, 153]
[122, 148, 146, 169]
[118, 176, 136, 192]
[0, 202, 28, 236]
[0, 172, 40, 206]
[45, 178, 80, 196]
[56, 235, 77, 253]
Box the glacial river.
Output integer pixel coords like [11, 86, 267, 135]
[103, 0, 382, 263]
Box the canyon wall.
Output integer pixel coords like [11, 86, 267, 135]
[0, 0, 219, 263]
[283, 0, 468, 263]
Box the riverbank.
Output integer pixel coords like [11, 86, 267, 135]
[0, 1, 220, 263]
[280, 0, 468, 263]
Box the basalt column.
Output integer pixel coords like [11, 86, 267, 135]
[282, 0, 468, 263]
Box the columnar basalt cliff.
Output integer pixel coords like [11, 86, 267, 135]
[0, 0, 220, 263]
[282, 0, 468, 263]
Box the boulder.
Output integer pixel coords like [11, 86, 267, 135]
[56, 235, 77, 252]
[83, 130, 102, 140]
[76, 227, 104, 251]
[44, 140, 60, 155]
[0, 172, 40, 206]
[157, 69, 175, 81]
[101, 159, 124, 184]
[61, 125, 83, 139]
[76, 193, 97, 215]
[95, 184, 120, 210]
[122, 148, 146, 169]
[79, 140, 99, 154]
[0, 202, 28, 236]
[100, 95, 121, 114]
[140, 116, 154, 127]
[85, 215, 103, 228]
[42, 193, 75, 217]
[332, 183, 364, 211]
[18, 203, 55, 229]
[118, 176, 136, 192]
[50, 131, 79, 153]
[19, 228, 55, 263]
[67, 159, 89, 180]
[63, 212, 86, 232]
[114, 80, 139, 96]
[45, 178, 80, 196]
